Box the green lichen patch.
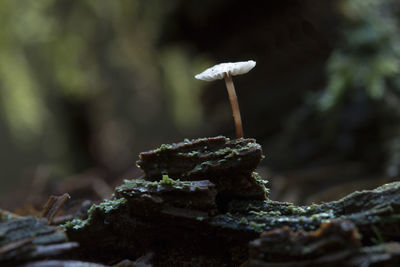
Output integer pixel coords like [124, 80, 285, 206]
[116, 176, 205, 194]
[249, 210, 281, 217]
[286, 204, 307, 215]
[91, 198, 127, 214]
[160, 174, 179, 186]
[249, 221, 266, 232]
[63, 198, 127, 232]
[62, 218, 88, 230]
[116, 178, 158, 191]
[239, 217, 248, 225]
[252, 172, 269, 195]
[151, 143, 173, 154]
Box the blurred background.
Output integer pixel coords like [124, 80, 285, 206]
[1, 0, 400, 211]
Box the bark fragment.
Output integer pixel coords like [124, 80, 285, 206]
[0, 217, 77, 265]
[136, 136, 267, 200]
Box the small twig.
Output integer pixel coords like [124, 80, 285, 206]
[41, 193, 70, 224]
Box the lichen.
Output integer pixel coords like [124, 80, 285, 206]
[239, 217, 248, 225]
[252, 172, 269, 195]
[63, 198, 127, 231]
[249, 210, 281, 217]
[117, 176, 197, 193]
[62, 218, 88, 230]
[286, 204, 307, 215]
[120, 179, 146, 188]
[177, 151, 199, 157]
[153, 143, 172, 153]
[93, 198, 127, 214]
[160, 174, 178, 186]
[249, 221, 266, 231]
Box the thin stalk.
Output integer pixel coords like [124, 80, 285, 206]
[224, 73, 243, 138]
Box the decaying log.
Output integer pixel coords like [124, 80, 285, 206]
[58, 137, 400, 266]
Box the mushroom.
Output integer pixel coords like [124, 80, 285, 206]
[195, 60, 256, 138]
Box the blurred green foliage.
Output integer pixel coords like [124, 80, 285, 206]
[0, 0, 51, 141]
[0, 0, 210, 142]
[317, 0, 400, 176]
[319, 0, 400, 109]
[0, 0, 211, 193]
[268, 0, 400, 178]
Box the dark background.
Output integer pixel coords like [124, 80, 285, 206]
[1, 0, 400, 209]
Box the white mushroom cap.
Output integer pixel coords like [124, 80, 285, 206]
[195, 60, 256, 81]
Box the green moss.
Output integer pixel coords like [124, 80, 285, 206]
[287, 205, 306, 215]
[268, 211, 281, 216]
[222, 149, 239, 159]
[252, 172, 269, 195]
[153, 143, 172, 153]
[307, 203, 319, 212]
[214, 147, 232, 156]
[120, 179, 146, 188]
[147, 181, 159, 188]
[118, 176, 194, 192]
[94, 198, 127, 214]
[249, 221, 266, 231]
[117, 178, 161, 190]
[249, 210, 281, 217]
[252, 172, 262, 180]
[160, 174, 178, 186]
[63, 198, 127, 231]
[118, 178, 166, 190]
[62, 218, 88, 230]
[178, 151, 199, 157]
[239, 217, 248, 225]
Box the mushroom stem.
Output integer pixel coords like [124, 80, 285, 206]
[223, 73, 243, 138]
